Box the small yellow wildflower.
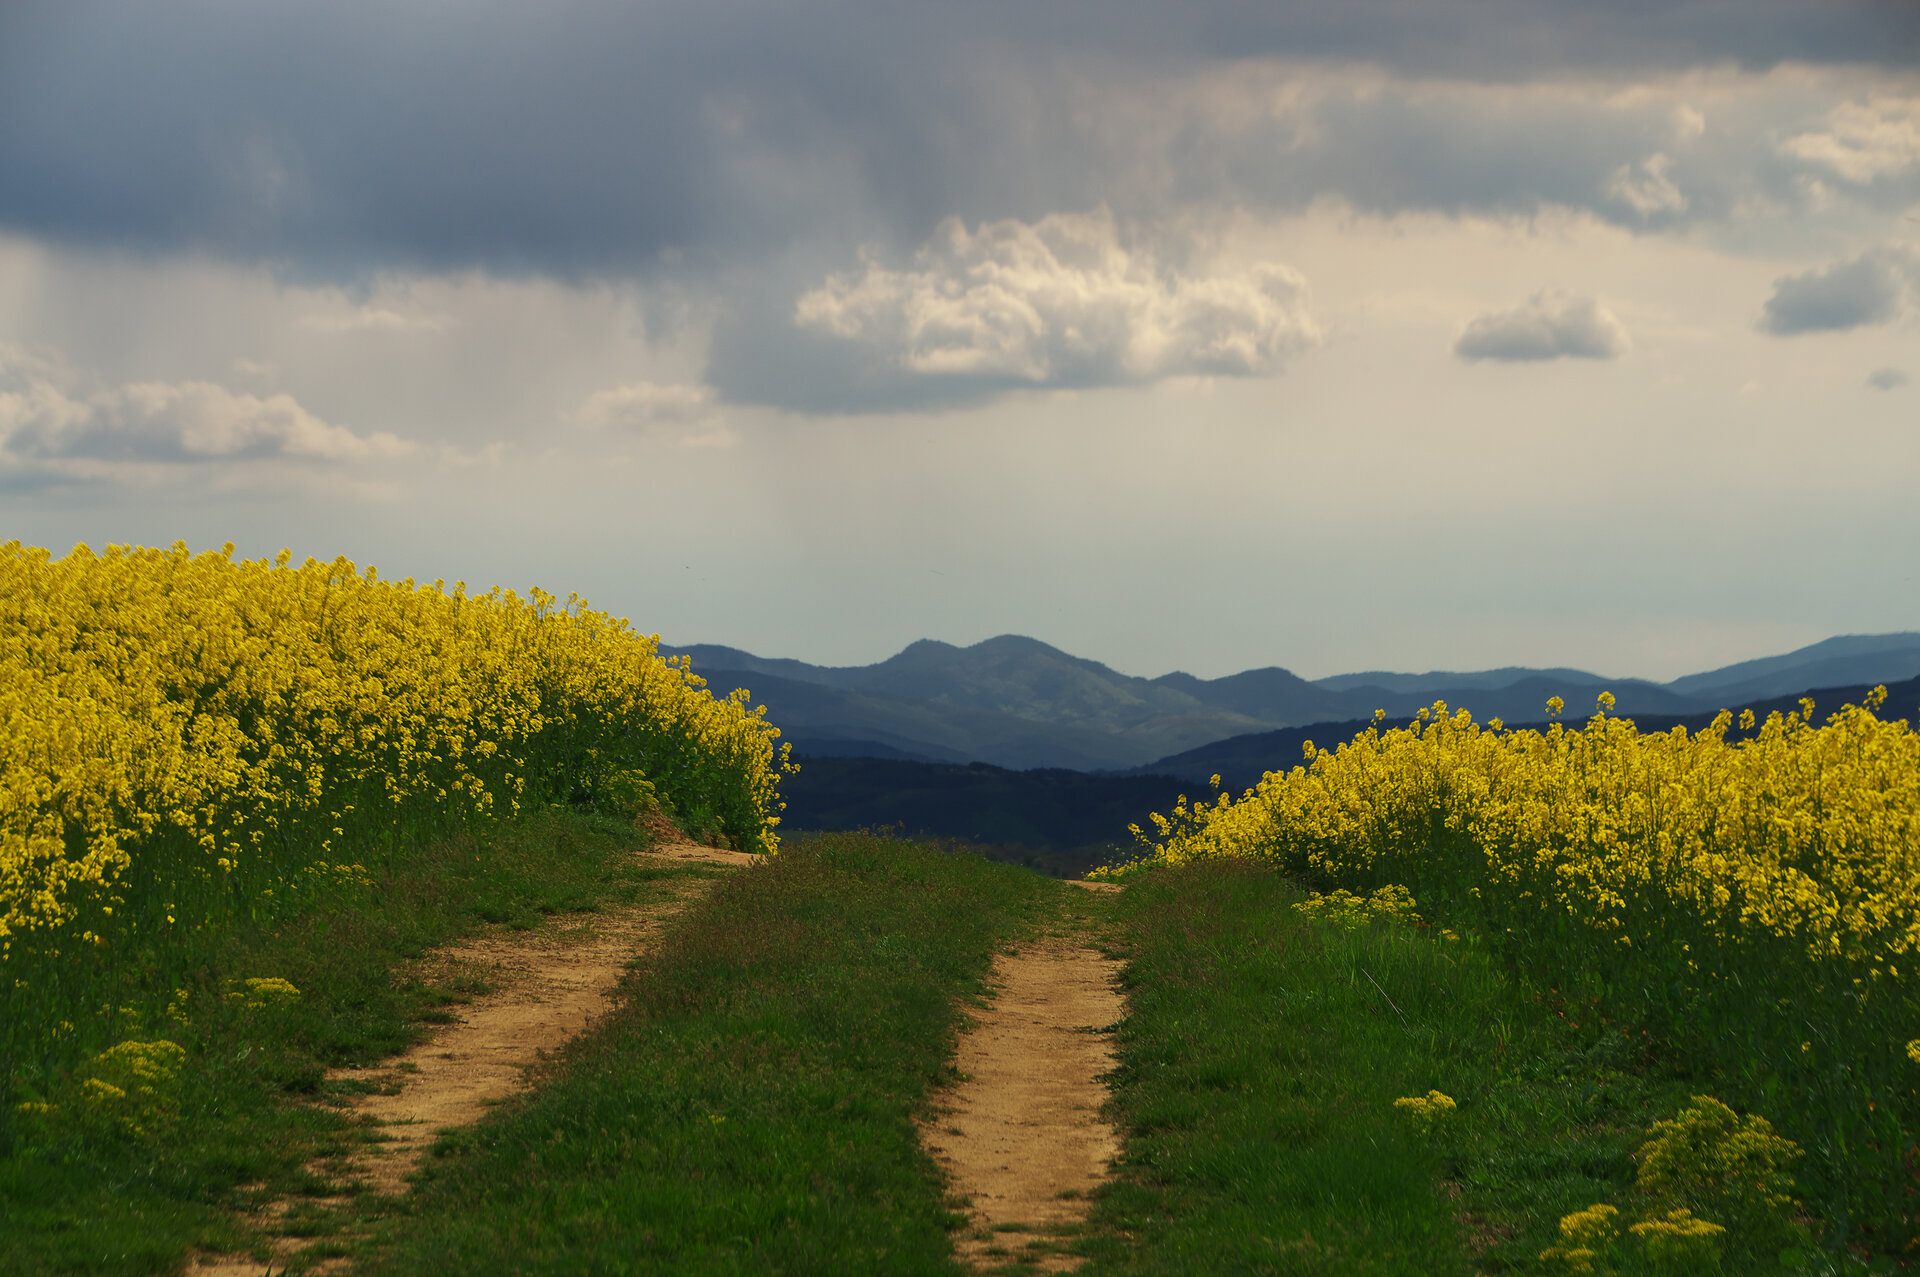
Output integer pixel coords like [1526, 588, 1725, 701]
[227, 976, 301, 1009]
[1541, 1203, 1619, 1272]
[1294, 884, 1423, 930]
[1638, 1095, 1800, 1217]
[1629, 1208, 1725, 1266]
[1392, 1089, 1457, 1136]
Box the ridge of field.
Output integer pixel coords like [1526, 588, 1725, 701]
[664, 632, 1920, 772]
[0, 541, 787, 1154]
[350, 831, 1056, 1275]
[1114, 689, 1920, 1257]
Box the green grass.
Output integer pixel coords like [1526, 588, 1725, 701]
[13, 824, 1885, 1276]
[0, 808, 708, 1277]
[1075, 860, 1868, 1276]
[349, 830, 1056, 1275]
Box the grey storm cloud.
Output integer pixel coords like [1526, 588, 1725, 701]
[1759, 246, 1918, 335]
[1868, 366, 1910, 389]
[0, 0, 1915, 283]
[1454, 293, 1631, 362]
[4, 1, 1917, 417]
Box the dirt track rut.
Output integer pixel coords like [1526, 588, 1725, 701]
[923, 896, 1126, 1274]
[187, 841, 754, 1276]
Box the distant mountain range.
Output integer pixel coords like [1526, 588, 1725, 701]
[773, 672, 1920, 871]
[664, 632, 1920, 773]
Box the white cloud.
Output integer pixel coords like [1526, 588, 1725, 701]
[1454, 292, 1631, 362]
[1779, 97, 1920, 183]
[0, 343, 412, 487]
[794, 209, 1321, 387]
[1606, 152, 1688, 215]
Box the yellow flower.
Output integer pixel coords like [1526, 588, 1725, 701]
[227, 976, 301, 1009]
[1629, 1208, 1725, 1266]
[1391, 1090, 1457, 1136]
[1, 539, 790, 1102]
[1541, 1204, 1619, 1272]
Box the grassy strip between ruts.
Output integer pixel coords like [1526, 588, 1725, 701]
[0, 808, 716, 1277]
[1075, 860, 1887, 1276]
[347, 830, 1056, 1275]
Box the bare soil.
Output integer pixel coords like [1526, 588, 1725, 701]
[186, 840, 756, 1277]
[922, 923, 1126, 1274]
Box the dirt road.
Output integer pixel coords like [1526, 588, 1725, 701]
[922, 894, 1126, 1274]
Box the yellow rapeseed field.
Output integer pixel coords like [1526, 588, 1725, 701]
[1119, 690, 1919, 1239]
[1, 540, 788, 1113]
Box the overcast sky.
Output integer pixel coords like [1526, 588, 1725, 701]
[3, 1, 1918, 682]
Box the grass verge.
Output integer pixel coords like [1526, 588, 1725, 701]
[0, 808, 707, 1277]
[349, 830, 1055, 1275]
[1077, 860, 1879, 1276]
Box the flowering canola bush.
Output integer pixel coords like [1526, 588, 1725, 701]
[1118, 691, 1918, 1245]
[0, 541, 788, 1117]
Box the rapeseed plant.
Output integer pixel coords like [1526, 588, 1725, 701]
[0, 540, 790, 1131]
[1390, 1089, 1456, 1137]
[1126, 689, 1917, 1243]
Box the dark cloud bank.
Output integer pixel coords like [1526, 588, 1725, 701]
[1, 0, 1915, 412]
[3, 0, 1912, 273]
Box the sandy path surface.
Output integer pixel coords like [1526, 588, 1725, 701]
[188, 841, 755, 1277]
[923, 925, 1126, 1274]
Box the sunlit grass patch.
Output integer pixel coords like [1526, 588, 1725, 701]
[1076, 861, 1861, 1275]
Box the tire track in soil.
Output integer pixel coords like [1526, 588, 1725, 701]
[185, 841, 756, 1277]
[923, 881, 1126, 1274]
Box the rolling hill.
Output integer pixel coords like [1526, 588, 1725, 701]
[666, 631, 1920, 772]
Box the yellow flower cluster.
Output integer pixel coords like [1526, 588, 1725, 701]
[1627, 1209, 1725, 1266]
[226, 977, 301, 1010]
[1129, 692, 1916, 1231]
[0, 540, 788, 944]
[1541, 1204, 1728, 1274]
[1543, 1095, 1798, 1271]
[1390, 1089, 1456, 1136]
[80, 1039, 187, 1138]
[1539, 1203, 1621, 1274]
[1138, 694, 1919, 972]
[1637, 1095, 1800, 1228]
[1293, 883, 1422, 931]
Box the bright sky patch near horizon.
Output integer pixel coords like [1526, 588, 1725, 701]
[1, 2, 1916, 683]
